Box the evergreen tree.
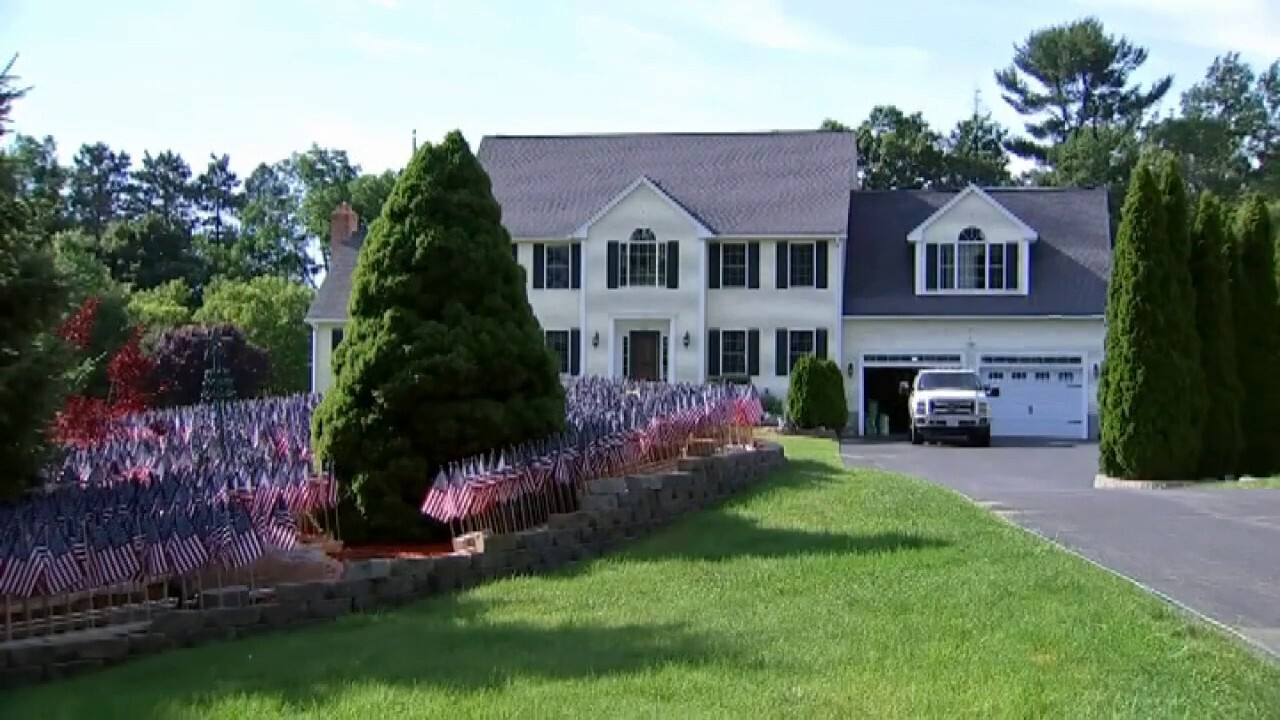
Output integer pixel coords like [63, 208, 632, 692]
[1232, 195, 1280, 475]
[0, 58, 68, 498]
[1156, 158, 1205, 475]
[1099, 163, 1188, 480]
[1189, 192, 1243, 477]
[311, 131, 565, 543]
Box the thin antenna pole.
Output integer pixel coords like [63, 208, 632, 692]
[412, 129, 418, 154]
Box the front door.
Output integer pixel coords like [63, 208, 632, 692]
[629, 331, 661, 381]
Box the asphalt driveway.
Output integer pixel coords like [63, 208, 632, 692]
[840, 437, 1280, 659]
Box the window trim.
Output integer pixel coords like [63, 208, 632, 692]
[787, 242, 817, 288]
[619, 228, 666, 288]
[542, 244, 572, 289]
[918, 226, 1027, 296]
[544, 330, 571, 374]
[787, 329, 815, 371]
[719, 329, 749, 376]
[719, 242, 748, 288]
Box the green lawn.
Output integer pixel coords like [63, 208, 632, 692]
[1200, 476, 1280, 489]
[5, 437, 1278, 720]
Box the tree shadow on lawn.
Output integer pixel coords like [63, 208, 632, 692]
[618, 458, 951, 563]
[13, 593, 756, 719]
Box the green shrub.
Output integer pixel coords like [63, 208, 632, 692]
[786, 356, 848, 430]
[311, 130, 565, 543]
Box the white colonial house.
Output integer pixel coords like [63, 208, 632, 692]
[306, 130, 1111, 441]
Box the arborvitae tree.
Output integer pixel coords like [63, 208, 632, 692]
[1189, 192, 1243, 478]
[311, 131, 565, 543]
[1232, 195, 1280, 475]
[1156, 158, 1206, 475]
[1099, 163, 1188, 480]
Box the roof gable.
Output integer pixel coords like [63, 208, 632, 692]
[572, 175, 714, 239]
[906, 185, 1039, 243]
[477, 131, 856, 238]
[844, 187, 1112, 317]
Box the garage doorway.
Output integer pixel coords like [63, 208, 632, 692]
[859, 353, 964, 438]
[863, 367, 919, 437]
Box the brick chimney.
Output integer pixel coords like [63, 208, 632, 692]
[330, 202, 359, 248]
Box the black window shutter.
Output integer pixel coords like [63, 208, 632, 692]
[776, 242, 789, 288]
[708, 242, 721, 289]
[607, 241, 620, 288]
[816, 240, 829, 289]
[511, 245, 517, 262]
[707, 329, 721, 377]
[925, 244, 938, 290]
[775, 328, 788, 376]
[666, 240, 680, 288]
[332, 328, 344, 352]
[570, 329, 581, 376]
[570, 243, 582, 289]
[532, 243, 545, 289]
[816, 328, 828, 358]
[748, 242, 760, 288]
[1005, 242, 1020, 290]
[747, 329, 760, 376]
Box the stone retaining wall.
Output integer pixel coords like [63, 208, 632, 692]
[0, 441, 786, 689]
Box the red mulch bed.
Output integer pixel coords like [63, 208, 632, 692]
[332, 543, 455, 561]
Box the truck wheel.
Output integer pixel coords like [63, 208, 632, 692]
[910, 425, 923, 445]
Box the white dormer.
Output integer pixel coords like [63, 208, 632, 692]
[908, 185, 1037, 296]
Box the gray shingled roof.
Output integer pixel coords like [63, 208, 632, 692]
[307, 131, 857, 322]
[476, 131, 857, 237]
[843, 187, 1112, 316]
[306, 227, 365, 321]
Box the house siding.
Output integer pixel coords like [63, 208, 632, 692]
[310, 322, 343, 395]
[707, 238, 842, 399]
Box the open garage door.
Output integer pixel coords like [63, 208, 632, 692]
[979, 354, 1086, 439]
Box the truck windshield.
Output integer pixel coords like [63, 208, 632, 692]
[916, 372, 981, 391]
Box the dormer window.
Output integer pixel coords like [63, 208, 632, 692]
[924, 225, 1021, 292]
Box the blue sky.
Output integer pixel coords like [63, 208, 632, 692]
[3, 0, 1277, 178]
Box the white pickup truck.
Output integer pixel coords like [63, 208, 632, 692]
[899, 369, 1001, 447]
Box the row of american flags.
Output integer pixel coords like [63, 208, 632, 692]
[0, 395, 336, 600]
[420, 377, 764, 523]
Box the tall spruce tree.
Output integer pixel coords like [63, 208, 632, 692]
[1156, 158, 1206, 475]
[1232, 195, 1280, 475]
[1099, 163, 1188, 480]
[311, 131, 565, 543]
[1189, 192, 1243, 477]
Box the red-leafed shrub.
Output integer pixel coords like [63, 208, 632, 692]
[146, 324, 271, 408]
[51, 298, 157, 447]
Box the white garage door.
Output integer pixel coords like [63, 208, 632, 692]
[980, 355, 1086, 439]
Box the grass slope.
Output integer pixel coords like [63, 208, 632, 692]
[5, 438, 1277, 719]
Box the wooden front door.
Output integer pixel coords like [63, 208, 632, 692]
[629, 331, 661, 381]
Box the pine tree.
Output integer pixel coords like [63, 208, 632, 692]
[1189, 192, 1243, 478]
[1099, 162, 1188, 480]
[311, 131, 565, 543]
[1156, 158, 1205, 475]
[1232, 195, 1280, 475]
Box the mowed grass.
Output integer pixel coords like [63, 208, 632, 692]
[1201, 476, 1280, 490]
[5, 438, 1278, 720]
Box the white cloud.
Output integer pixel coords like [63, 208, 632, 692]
[668, 0, 850, 54]
[343, 30, 436, 59]
[1067, 0, 1280, 58]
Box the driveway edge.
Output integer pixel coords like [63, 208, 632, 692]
[976, 494, 1280, 664]
[1093, 474, 1202, 489]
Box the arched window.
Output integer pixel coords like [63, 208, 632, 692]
[621, 227, 665, 286]
[923, 224, 1020, 292]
